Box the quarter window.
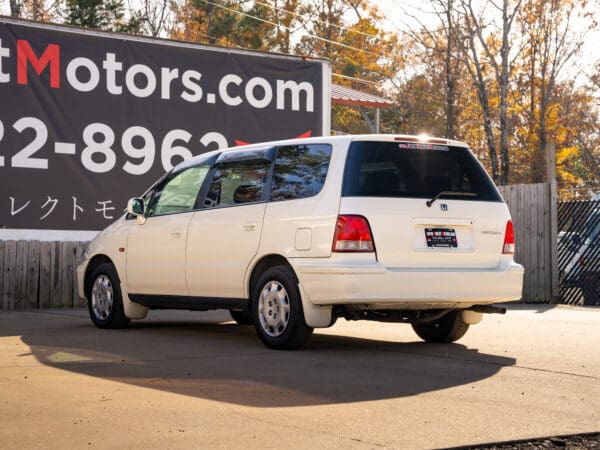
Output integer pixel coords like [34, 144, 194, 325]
[270, 144, 332, 202]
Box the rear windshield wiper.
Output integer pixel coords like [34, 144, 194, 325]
[426, 191, 477, 207]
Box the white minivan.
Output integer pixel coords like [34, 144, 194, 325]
[77, 135, 524, 349]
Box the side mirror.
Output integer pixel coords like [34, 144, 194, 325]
[127, 198, 147, 224]
[127, 198, 144, 216]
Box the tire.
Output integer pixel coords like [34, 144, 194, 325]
[411, 310, 469, 343]
[582, 272, 600, 306]
[252, 265, 313, 350]
[229, 309, 254, 325]
[87, 263, 131, 329]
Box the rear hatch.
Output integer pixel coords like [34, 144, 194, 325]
[340, 139, 509, 269]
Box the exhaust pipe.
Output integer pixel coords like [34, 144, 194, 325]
[469, 305, 507, 315]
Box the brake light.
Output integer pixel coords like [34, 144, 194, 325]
[394, 136, 448, 144]
[503, 220, 515, 254]
[332, 215, 374, 252]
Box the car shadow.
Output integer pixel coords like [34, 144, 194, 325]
[7, 311, 516, 408]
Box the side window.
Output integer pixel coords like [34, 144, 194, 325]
[147, 166, 210, 216]
[203, 161, 269, 209]
[270, 144, 332, 202]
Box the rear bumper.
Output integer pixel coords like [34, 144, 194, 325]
[290, 256, 524, 308]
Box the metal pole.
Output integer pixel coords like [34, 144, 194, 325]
[546, 143, 560, 303]
[375, 109, 380, 133]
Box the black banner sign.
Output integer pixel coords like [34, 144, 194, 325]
[0, 19, 326, 230]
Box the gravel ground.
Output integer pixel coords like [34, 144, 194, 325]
[450, 432, 600, 449]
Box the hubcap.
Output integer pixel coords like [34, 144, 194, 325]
[91, 274, 114, 320]
[257, 280, 290, 337]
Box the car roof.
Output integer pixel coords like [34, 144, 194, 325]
[173, 134, 470, 172]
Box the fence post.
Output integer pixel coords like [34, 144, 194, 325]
[546, 143, 560, 303]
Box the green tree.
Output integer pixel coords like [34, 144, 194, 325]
[64, 0, 129, 31]
[381, 75, 447, 137]
[234, 2, 278, 50]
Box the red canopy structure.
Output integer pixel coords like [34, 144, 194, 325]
[330, 83, 394, 133]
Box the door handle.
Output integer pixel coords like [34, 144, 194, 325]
[171, 231, 183, 238]
[244, 222, 257, 231]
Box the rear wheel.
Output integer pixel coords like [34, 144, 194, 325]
[252, 265, 313, 350]
[87, 263, 130, 329]
[229, 309, 253, 325]
[411, 310, 469, 343]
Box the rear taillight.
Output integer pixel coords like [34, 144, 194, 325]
[332, 215, 374, 252]
[503, 220, 515, 254]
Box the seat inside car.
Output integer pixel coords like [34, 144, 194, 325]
[233, 184, 263, 204]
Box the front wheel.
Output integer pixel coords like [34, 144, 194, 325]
[252, 265, 313, 350]
[87, 263, 130, 329]
[411, 310, 469, 343]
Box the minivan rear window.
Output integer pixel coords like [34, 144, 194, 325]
[342, 141, 502, 202]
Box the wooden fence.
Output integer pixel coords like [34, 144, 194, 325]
[0, 240, 88, 310]
[498, 183, 558, 303]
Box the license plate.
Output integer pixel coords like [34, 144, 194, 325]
[425, 228, 457, 248]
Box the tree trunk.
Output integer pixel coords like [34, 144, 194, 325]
[466, 11, 500, 182]
[445, 0, 456, 139]
[498, 0, 511, 185]
[32, 0, 41, 20]
[9, 0, 21, 17]
[538, 93, 548, 183]
[479, 89, 500, 183]
[473, 53, 500, 182]
[206, 4, 215, 45]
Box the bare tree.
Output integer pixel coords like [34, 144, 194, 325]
[571, 64, 600, 185]
[444, 0, 457, 139]
[516, 0, 592, 182]
[129, 0, 170, 37]
[9, 0, 57, 21]
[454, 0, 522, 185]
[394, 1, 461, 140]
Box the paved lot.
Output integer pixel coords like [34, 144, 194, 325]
[0, 305, 599, 449]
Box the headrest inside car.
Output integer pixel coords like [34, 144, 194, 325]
[233, 184, 262, 204]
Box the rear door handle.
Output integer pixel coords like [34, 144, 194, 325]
[171, 231, 183, 238]
[244, 222, 257, 231]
